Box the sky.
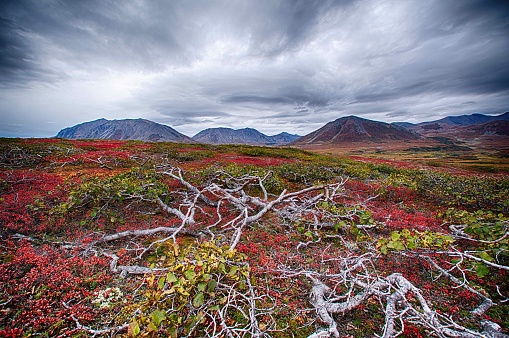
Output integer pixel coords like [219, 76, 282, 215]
[1, 0, 509, 138]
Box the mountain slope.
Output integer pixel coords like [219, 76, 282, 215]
[56, 118, 194, 142]
[462, 120, 509, 136]
[192, 128, 299, 145]
[293, 116, 419, 145]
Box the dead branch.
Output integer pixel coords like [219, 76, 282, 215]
[157, 166, 217, 206]
[422, 256, 493, 317]
[102, 251, 167, 278]
[300, 251, 509, 338]
[70, 315, 128, 337]
[94, 226, 198, 245]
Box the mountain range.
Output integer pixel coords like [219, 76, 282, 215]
[55, 112, 509, 146]
[193, 128, 299, 146]
[412, 112, 508, 127]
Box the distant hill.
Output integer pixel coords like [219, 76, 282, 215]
[292, 116, 419, 145]
[430, 112, 509, 126]
[192, 128, 300, 146]
[401, 112, 509, 141]
[56, 118, 194, 142]
[395, 112, 509, 132]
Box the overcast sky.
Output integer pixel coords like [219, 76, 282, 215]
[1, 0, 508, 137]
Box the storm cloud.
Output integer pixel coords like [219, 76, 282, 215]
[0, 0, 508, 137]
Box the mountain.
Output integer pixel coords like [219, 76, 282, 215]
[430, 112, 509, 126]
[192, 128, 300, 146]
[397, 112, 509, 133]
[269, 132, 301, 145]
[56, 118, 194, 142]
[292, 116, 419, 145]
[401, 112, 509, 141]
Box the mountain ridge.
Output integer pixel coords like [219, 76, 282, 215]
[393, 112, 509, 130]
[192, 127, 300, 146]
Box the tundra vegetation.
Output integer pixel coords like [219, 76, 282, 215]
[0, 138, 508, 337]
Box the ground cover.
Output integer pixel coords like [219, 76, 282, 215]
[0, 138, 508, 337]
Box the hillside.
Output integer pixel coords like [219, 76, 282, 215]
[293, 115, 419, 145]
[192, 127, 299, 145]
[463, 120, 509, 136]
[56, 118, 194, 142]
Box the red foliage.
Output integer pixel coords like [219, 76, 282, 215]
[0, 328, 22, 338]
[199, 154, 295, 167]
[373, 207, 442, 232]
[403, 325, 424, 338]
[344, 179, 378, 198]
[23, 138, 61, 145]
[0, 240, 110, 333]
[70, 140, 127, 150]
[0, 170, 64, 234]
[381, 185, 417, 203]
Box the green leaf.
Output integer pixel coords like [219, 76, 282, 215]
[148, 321, 158, 332]
[400, 229, 411, 237]
[207, 279, 217, 292]
[475, 263, 489, 278]
[150, 309, 166, 326]
[391, 232, 401, 241]
[192, 292, 205, 308]
[218, 262, 226, 274]
[304, 230, 313, 238]
[228, 266, 239, 277]
[334, 221, 347, 232]
[166, 272, 178, 283]
[442, 235, 454, 243]
[157, 276, 166, 290]
[208, 305, 220, 311]
[387, 240, 405, 251]
[197, 282, 207, 292]
[478, 251, 494, 262]
[184, 269, 196, 280]
[129, 320, 140, 336]
[407, 240, 417, 250]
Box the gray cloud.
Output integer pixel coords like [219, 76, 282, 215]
[221, 85, 332, 107]
[0, 0, 508, 137]
[0, 16, 42, 86]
